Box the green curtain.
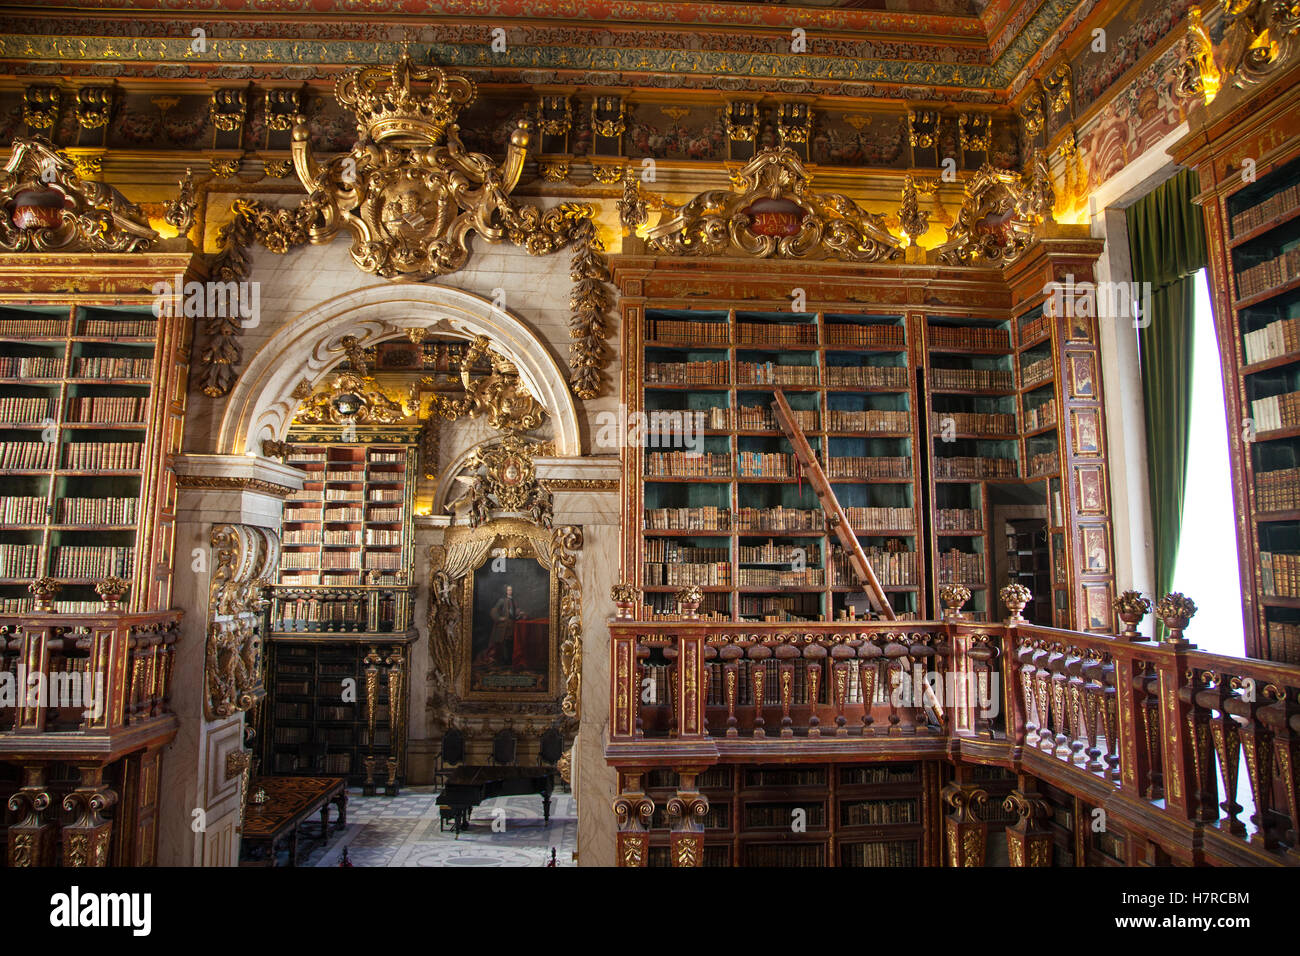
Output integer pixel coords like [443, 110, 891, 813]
[1126, 169, 1208, 615]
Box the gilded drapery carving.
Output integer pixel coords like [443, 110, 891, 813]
[205, 523, 279, 721]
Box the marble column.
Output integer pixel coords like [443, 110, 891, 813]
[156, 453, 303, 866]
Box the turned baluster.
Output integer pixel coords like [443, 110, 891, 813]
[702, 643, 718, 735]
[804, 641, 826, 737]
[1183, 674, 1220, 824]
[883, 634, 910, 734]
[1080, 653, 1104, 773]
[831, 644, 854, 736]
[1031, 643, 1054, 754]
[1257, 690, 1300, 858]
[1229, 688, 1278, 848]
[633, 640, 651, 735]
[1209, 693, 1246, 834]
[858, 637, 881, 735]
[1047, 645, 1070, 759]
[1016, 640, 1040, 747]
[1065, 648, 1087, 765]
[663, 643, 678, 736]
[749, 642, 771, 738]
[720, 644, 744, 737]
[775, 643, 798, 738]
[1100, 659, 1121, 780]
[1138, 672, 1163, 800]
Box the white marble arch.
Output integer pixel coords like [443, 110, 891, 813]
[217, 283, 581, 456]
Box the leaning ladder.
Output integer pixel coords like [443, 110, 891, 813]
[770, 388, 896, 620]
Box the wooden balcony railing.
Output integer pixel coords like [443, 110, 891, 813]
[608, 604, 1300, 866]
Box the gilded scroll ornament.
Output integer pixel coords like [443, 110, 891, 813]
[1041, 63, 1072, 115]
[1216, 0, 1300, 91]
[0, 137, 156, 254]
[205, 524, 279, 720]
[617, 165, 649, 232]
[645, 147, 901, 262]
[934, 158, 1053, 266]
[1020, 90, 1044, 136]
[425, 335, 547, 434]
[23, 86, 59, 129]
[163, 168, 197, 235]
[898, 175, 932, 247]
[75, 87, 114, 130]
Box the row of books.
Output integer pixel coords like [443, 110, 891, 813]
[324, 489, 360, 502]
[645, 451, 732, 476]
[1268, 620, 1300, 665]
[1023, 400, 1057, 430]
[825, 365, 910, 388]
[0, 396, 53, 423]
[1020, 312, 1053, 344]
[739, 593, 821, 618]
[50, 546, 133, 578]
[738, 451, 796, 477]
[930, 411, 1016, 434]
[319, 469, 365, 481]
[369, 506, 403, 522]
[936, 508, 983, 530]
[825, 324, 906, 348]
[738, 405, 817, 431]
[325, 507, 364, 522]
[644, 506, 730, 530]
[1241, 315, 1300, 366]
[643, 562, 731, 586]
[82, 318, 155, 337]
[841, 841, 919, 866]
[364, 552, 404, 569]
[0, 544, 41, 578]
[4, 496, 45, 524]
[0, 318, 66, 337]
[933, 455, 1018, 479]
[60, 497, 137, 524]
[284, 530, 324, 545]
[937, 550, 985, 583]
[1021, 355, 1054, 388]
[369, 489, 403, 502]
[365, 529, 402, 545]
[0, 599, 108, 613]
[929, 368, 1014, 391]
[738, 540, 818, 564]
[843, 506, 915, 530]
[744, 804, 826, 828]
[645, 319, 729, 344]
[1026, 451, 1060, 477]
[287, 451, 328, 463]
[737, 567, 824, 587]
[67, 395, 148, 424]
[831, 548, 918, 586]
[1259, 551, 1300, 597]
[841, 799, 918, 826]
[0, 355, 61, 378]
[0, 441, 55, 469]
[929, 326, 1010, 350]
[1235, 246, 1300, 301]
[70, 356, 152, 379]
[368, 451, 406, 463]
[322, 552, 363, 570]
[1231, 184, 1300, 236]
[282, 553, 321, 570]
[827, 409, 909, 432]
[1255, 465, 1300, 512]
[735, 507, 821, 531]
[737, 362, 818, 386]
[826, 456, 911, 479]
[643, 541, 728, 564]
[64, 441, 143, 470]
[736, 322, 817, 345]
[1248, 390, 1300, 431]
[644, 360, 728, 385]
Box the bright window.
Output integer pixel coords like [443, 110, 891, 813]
[1169, 269, 1245, 657]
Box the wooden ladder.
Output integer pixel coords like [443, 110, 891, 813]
[770, 389, 896, 620]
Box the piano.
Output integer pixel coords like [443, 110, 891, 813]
[435, 765, 555, 835]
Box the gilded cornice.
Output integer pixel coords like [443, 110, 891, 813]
[175, 474, 298, 499]
[0, 0, 1094, 98]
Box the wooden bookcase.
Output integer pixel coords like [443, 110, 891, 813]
[0, 257, 193, 615]
[264, 438, 418, 787]
[616, 249, 1113, 630]
[1171, 57, 1300, 661]
[637, 761, 938, 867]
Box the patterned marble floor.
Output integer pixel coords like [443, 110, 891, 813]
[302, 786, 576, 867]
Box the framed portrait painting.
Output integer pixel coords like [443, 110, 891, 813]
[460, 536, 558, 702]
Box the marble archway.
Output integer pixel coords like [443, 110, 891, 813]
[216, 282, 581, 457]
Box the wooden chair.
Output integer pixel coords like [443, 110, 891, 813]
[434, 727, 465, 788]
[538, 727, 564, 767]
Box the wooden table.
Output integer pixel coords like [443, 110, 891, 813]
[240, 776, 348, 867]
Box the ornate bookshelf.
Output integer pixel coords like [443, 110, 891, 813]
[634, 307, 924, 622]
[1171, 50, 1300, 661]
[616, 247, 1113, 630]
[264, 438, 418, 790]
[0, 264, 192, 615]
